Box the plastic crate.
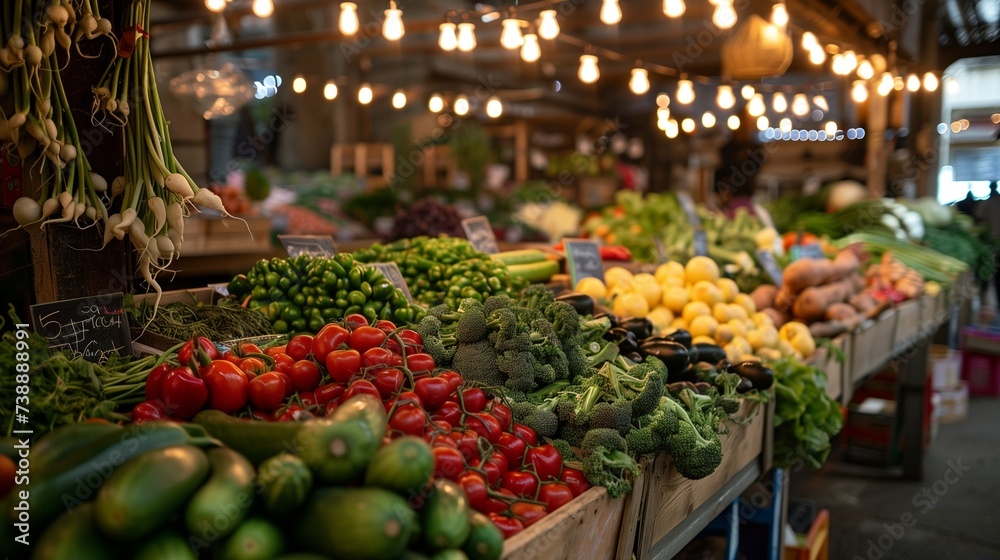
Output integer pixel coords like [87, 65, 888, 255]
[961, 327, 1000, 396]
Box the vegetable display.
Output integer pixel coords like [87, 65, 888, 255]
[389, 196, 465, 240]
[126, 297, 274, 343]
[769, 357, 843, 469]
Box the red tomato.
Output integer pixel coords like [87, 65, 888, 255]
[342, 379, 381, 402]
[344, 313, 370, 331]
[559, 467, 591, 497]
[314, 382, 346, 405]
[374, 320, 397, 334]
[500, 471, 539, 499]
[323, 400, 340, 417]
[510, 502, 548, 527]
[406, 353, 436, 374]
[451, 429, 480, 462]
[222, 350, 243, 365]
[467, 412, 503, 443]
[414, 377, 451, 411]
[384, 338, 403, 356]
[525, 444, 563, 481]
[144, 363, 172, 402]
[475, 452, 508, 486]
[299, 391, 317, 409]
[361, 347, 394, 369]
[131, 400, 169, 423]
[490, 401, 513, 431]
[350, 326, 386, 353]
[495, 432, 527, 468]
[285, 334, 314, 361]
[461, 388, 487, 413]
[539, 483, 575, 512]
[399, 328, 423, 345]
[371, 368, 405, 399]
[160, 367, 208, 419]
[248, 372, 287, 410]
[239, 343, 263, 355]
[312, 324, 350, 363]
[274, 371, 295, 397]
[272, 353, 295, 375]
[435, 370, 462, 393]
[248, 409, 273, 421]
[512, 423, 538, 446]
[431, 401, 462, 428]
[488, 513, 525, 538]
[458, 471, 489, 510]
[288, 360, 321, 392]
[264, 344, 286, 357]
[202, 360, 249, 414]
[396, 391, 423, 409]
[275, 404, 314, 422]
[240, 357, 268, 378]
[389, 404, 428, 436]
[326, 349, 362, 384]
[433, 446, 466, 481]
[178, 336, 220, 365]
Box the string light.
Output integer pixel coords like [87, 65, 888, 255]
[681, 118, 695, 133]
[656, 93, 671, 107]
[893, 76, 905, 90]
[664, 0, 686, 17]
[779, 117, 792, 133]
[252, 0, 273, 18]
[843, 51, 858, 73]
[728, 115, 740, 129]
[792, 93, 809, 116]
[657, 107, 670, 129]
[676, 79, 695, 104]
[851, 80, 868, 102]
[857, 60, 874, 80]
[812, 95, 829, 111]
[716, 85, 736, 109]
[757, 116, 769, 130]
[500, 18, 525, 49]
[809, 47, 826, 65]
[801, 31, 817, 51]
[382, 1, 404, 41]
[832, 54, 845, 75]
[771, 3, 788, 28]
[339, 3, 359, 35]
[206, 0, 226, 13]
[578, 55, 600, 84]
[457, 23, 476, 52]
[439, 22, 457, 50]
[702, 111, 716, 128]
[486, 96, 503, 118]
[454, 95, 469, 115]
[748, 93, 765, 116]
[666, 119, 679, 138]
[600, 0, 622, 24]
[772, 92, 787, 113]
[629, 67, 650, 94]
[741, 85, 755, 100]
[358, 84, 373, 104]
[877, 73, 894, 96]
[906, 73, 920, 92]
[712, 1, 737, 29]
[538, 10, 560, 40]
[323, 81, 338, 100]
[824, 121, 837, 136]
[521, 34, 541, 62]
[292, 76, 307, 93]
[392, 90, 407, 109]
[923, 72, 939, 91]
[428, 93, 444, 113]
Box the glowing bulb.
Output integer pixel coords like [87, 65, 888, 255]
[206, 0, 226, 13]
[877, 73, 894, 96]
[252, 0, 273, 18]
[629, 68, 650, 95]
[538, 10, 560, 40]
[748, 93, 765, 117]
[923, 72, 938, 91]
[812, 95, 828, 111]
[792, 93, 809, 116]
[851, 80, 868, 102]
[656, 93, 671, 107]
[831, 53, 845, 75]
[712, 2, 737, 29]
[600, 0, 622, 24]
[772, 92, 787, 113]
[906, 73, 920, 92]
[382, 2, 404, 41]
[292, 76, 306, 93]
[358, 84, 373, 104]
[486, 96, 503, 118]
[702, 111, 716, 128]
[439, 22, 457, 51]
[681, 118, 695, 133]
[779, 117, 792, 132]
[323, 81, 338, 100]
[457, 23, 476, 52]
[578, 55, 600, 84]
[339, 3, 359, 35]
[664, 0, 686, 17]
[501, 18, 525, 49]
[801, 31, 817, 50]
[771, 3, 788, 27]
[945, 77, 959, 94]
[520, 34, 541, 62]
[666, 119, 679, 138]
[809, 47, 826, 65]
[741, 85, 755, 100]
[857, 60, 874, 80]
[657, 107, 670, 129]
[454, 95, 469, 116]
[894, 76, 905, 90]
[676, 79, 695, 104]
[392, 90, 406, 109]
[843, 51, 857, 73]
[728, 115, 740, 129]
[716, 85, 735, 109]
[825, 121, 837, 136]
[757, 116, 769, 130]
[428, 94, 444, 113]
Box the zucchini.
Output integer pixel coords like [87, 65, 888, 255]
[422, 480, 471, 551]
[192, 410, 306, 465]
[463, 512, 504, 560]
[32, 422, 123, 478]
[295, 394, 387, 484]
[363, 436, 434, 496]
[186, 447, 256, 540]
[133, 529, 198, 560]
[295, 487, 417, 560]
[222, 517, 285, 560]
[257, 453, 313, 517]
[492, 249, 547, 266]
[96, 445, 211, 540]
[32, 502, 118, 560]
[506, 260, 560, 283]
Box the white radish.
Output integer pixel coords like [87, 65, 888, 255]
[148, 196, 166, 234]
[164, 173, 194, 199]
[167, 228, 183, 255]
[129, 217, 149, 250]
[111, 176, 125, 198]
[39, 29, 55, 57]
[156, 235, 175, 259]
[41, 196, 60, 219]
[96, 18, 112, 36]
[137, 253, 162, 328]
[59, 142, 76, 162]
[23, 45, 42, 67]
[91, 173, 107, 193]
[8, 112, 26, 129]
[12, 197, 42, 225]
[58, 190, 73, 210]
[103, 213, 122, 246]
[113, 207, 136, 239]
[36, 98, 51, 119]
[72, 202, 86, 227]
[40, 200, 75, 230]
[46, 5, 70, 28]
[85, 205, 97, 222]
[54, 27, 71, 53]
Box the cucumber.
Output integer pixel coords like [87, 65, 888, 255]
[492, 249, 547, 266]
[295, 487, 417, 560]
[222, 517, 285, 560]
[32, 502, 118, 560]
[363, 436, 434, 497]
[193, 410, 306, 465]
[422, 480, 471, 551]
[295, 394, 387, 484]
[431, 551, 470, 560]
[96, 445, 211, 540]
[133, 529, 198, 560]
[186, 447, 256, 540]
[506, 260, 560, 283]
[463, 512, 504, 560]
[32, 422, 123, 477]
[257, 453, 313, 517]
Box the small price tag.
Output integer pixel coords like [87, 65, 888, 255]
[30, 293, 133, 364]
[756, 249, 783, 287]
[279, 235, 337, 258]
[693, 230, 709, 257]
[369, 262, 414, 303]
[461, 216, 500, 254]
[676, 192, 702, 228]
[790, 243, 825, 261]
[562, 238, 604, 287]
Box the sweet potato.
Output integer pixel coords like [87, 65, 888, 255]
[782, 258, 834, 293]
[793, 279, 855, 322]
[750, 284, 779, 312]
[809, 320, 851, 339]
[825, 302, 860, 328]
[849, 291, 878, 314]
[773, 286, 796, 313]
[761, 307, 790, 328]
[831, 250, 860, 280]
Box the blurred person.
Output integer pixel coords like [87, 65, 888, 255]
[974, 181, 1000, 310]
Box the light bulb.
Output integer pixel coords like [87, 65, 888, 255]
[538, 10, 560, 40]
[858, 60, 874, 80]
[657, 107, 670, 129]
[906, 73, 920, 92]
[945, 77, 959, 94]
[712, 2, 737, 29]
[757, 116, 769, 130]
[779, 117, 792, 132]
[666, 119, 679, 138]
[877, 73, 894, 96]
[439, 22, 457, 51]
[382, 2, 404, 41]
[600, 0, 622, 24]
[801, 31, 817, 51]
[716, 85, 735, 109]
[894, 76, 905, 90]
[501, 18, 525, 49]
[457, 23, 476, 52]
[843, 51, 857, 73]
[702, 111, 716, 128]
[748, 93, 765, 116]
[392, 90, 406, 109]
[676, 79, 694, 104]
[728, 115, 740, 130]
[629, 68, 650, 94]
[923, 72, 939, 91]
[454, 95, 469, 116]
[292, 76, 306, 93]
[358, 84, 373, 105]
[812, 96, 829, 111]
[741, 85, 755, 99]
[428, 94, 444, 113]
[323, 81, 338, 100]
[831, 53, 845, 75]
[578, 55, 600, 84]
[664, 0, 686, 17]
[252, 0, 273, 18]
[825, 121, 837, 136]
[792, 93, 809, 116]
[339, 3, 359, 35]
[772, 92, 787, 113]
[771, 3, 788, 27]
[851, 80, 868, 102]
[206, 0, 226, 13]
[521, 34, 541, 62]
[656, 93, 671, 107]
[486, 96, 503, 118]
[681, 118, 695, 133]
[809, 47, 826, 65]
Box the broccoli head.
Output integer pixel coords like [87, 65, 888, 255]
[455, 305, 488, 343]
[661, 396, 724, 480]
[625, 426, 661, 456]
[452, 340, 502, 386]
[498, 350, 539, 392]
[521, 399, 560, 439]
[558, 423, 589, 447]
[582, 446, 640, 498]
[580, 427, 629, 459]
[547, 438, 579, 463]
[565, 344, 589, 379]
[483, 294, 516, 315]
[544, 301, 581, 345]
[417, 315, 456, 365]
[521, 284, 555, 312]
[589, 401, 632, 437]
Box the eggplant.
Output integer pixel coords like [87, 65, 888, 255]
[661, 328, 693, 349]
[667, 381, 698, 394]
[693, 382, 714, 394]
[727, 361, 774, 390]
[735, 377, 755, 394]
[638, 340, 689, 375]
[688, 343, 727, 366]
[555, 292, 595, 317]
[619, 317, 654, 340]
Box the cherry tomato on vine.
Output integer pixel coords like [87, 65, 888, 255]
[361, 347, 394, 369]
[344, 314, 369, 330]
[288, 360, 321, 392]
[350, 326, 386, 353]
[458, 471, 489, 510]
[525, 444, 563, 482]
[495, 432, 527, 468]
[500, 471, 539, 499]
[272, 353, 295, 375]
[312, 324, 350, 363]
[285, 335, 314, 361]
[560, 467, 591, 497]
[461, 388, 487, 413]
[406, 353, 436, 374]
[539, 483, 575, 511]
[342, 379, 381, 402]
[512, 423, 538, 446]
[326, 349, 361, 384]
[414, 377, 452, 411]
[431, 401, 462, 428]
[510, 502, 548, 527]
[248, 371, 287, 411]
[489, 401, 513, 431]
[433, 446, 466, 481]
[371, 367, 405, 399]
[488, 513, 525, 538]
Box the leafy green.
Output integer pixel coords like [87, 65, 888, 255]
[770, 357, 843, 469]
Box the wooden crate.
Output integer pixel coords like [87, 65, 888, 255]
[331, 143, 394, 189]
[892, 299, 923, 354]
[850, 309, 897, 387]
[810, 334, 847, 404]
[129, 288, 222, 351]
[183, 215, 272, 256]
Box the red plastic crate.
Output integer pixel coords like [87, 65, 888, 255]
[961, 327, 1000, 397]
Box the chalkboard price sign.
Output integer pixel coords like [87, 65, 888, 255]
[676, 192, 702, 228]
[30, 293, 133, 364]
[693, 230, 709, 257]
[562, 239, 604, 286]
[279, 235, 338, 257]
[461, 216, 500, 254]
[369, 262, 414, 303]
[756, 249, 784, 287]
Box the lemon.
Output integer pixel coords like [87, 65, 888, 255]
[661, 285, 690, 314]
[654, 261, 685, 284]
[613, 292, 650, 318]
[646, 307, 675, 334]
[684, 256, 720, 285]
[730, 335, 752, 356]
[752, 312, 775, 328]
[689, 315, 719, 338]
[690, 281, 723, 306]
[604, 267, 634, 289]
[715, 278, 740, 303]
[663, 276, 686, 288]
[631, 276, 662, 309]
[671, 317, 689, 330]
[692, 335, 717, 346]
[682, 301, 712, 324]
[727, 319, 747, 338]
[727, 303, 749, 321]
[756, 348, 783, 361]
[713, 302, 734, 324]
[734, 293, 756, 315]
[714, 324, 736, 344]
[575, 277, 607, 301]
[633, 272, 657, 286]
